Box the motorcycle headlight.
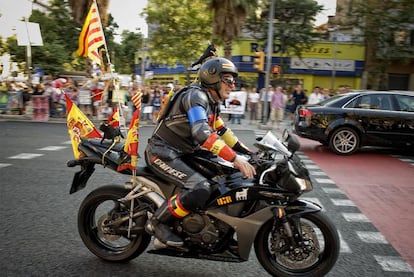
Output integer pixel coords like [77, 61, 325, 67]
[296, 177, 313, 192]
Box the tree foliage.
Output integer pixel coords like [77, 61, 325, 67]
[207, 0, 258, 60]
[4, 0, 137, 77]
[337, 0, 414, 89]
[143, 0, 212, 68]
[244, 0, 323, 58]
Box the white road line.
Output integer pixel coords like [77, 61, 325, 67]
[62, 140, 72, 145]
[0, 163, 12, 168]
[304, 164, 319, 169]
[331, 199, 356, 207]
[314, 178, 336, 184]
[374, 255, 413, 272]
[342, 213, 371, 223]
[338, 231, 352, 253]
[309, 170, 326, 176]
[356, 231, 388, 244]
[321, 187, 344, 194]
[8, 153, 44, 159]
[37, 146, 68, 151]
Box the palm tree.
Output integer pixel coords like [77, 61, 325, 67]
[68, 0, 109, 26]
[208, 0, 257, 60]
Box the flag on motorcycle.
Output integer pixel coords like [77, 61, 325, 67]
[117, 109, 140, 172]
[106, 106, 120, 127]
[131, 90, 142, 110]
[75, 1, 105, 65]
[65, 94, 102, 159]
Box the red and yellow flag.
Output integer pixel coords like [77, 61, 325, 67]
[76, 1, 105, 65]
[106, 106, 120, 127]
[117, 109, 140, 172]
[65, 94, 102, 159]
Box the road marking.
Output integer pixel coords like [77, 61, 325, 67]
[37, 146, 68, 151]
[0, 163, 12, 168]
[8, 153, 44, 159]
[309, 170, 326, 176]
[321, 187, 345, 194]
[62, 140, 72, 145]
[342, 213, 371, 222]
[374, 255, 413, 272]
[338, 231, 352, 253]
[314, 178, 336, 184]
[331, 199, 356, 206]
[356, 231, 388, 244]
[305, 164, 319, 169]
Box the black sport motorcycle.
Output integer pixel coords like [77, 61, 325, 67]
[67, 129, 340, 277]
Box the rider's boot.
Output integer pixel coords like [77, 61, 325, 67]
[147, 198, 187, 247]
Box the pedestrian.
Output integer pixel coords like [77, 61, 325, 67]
[247, 87, 259, 124]
[144, 57, 255, 247]
[151, 89, 162, 123]
[288, 84, 307, 121]
[307, 86, 324, 104]
[260, 85, 273, 124]
[270, 86, 287, 130]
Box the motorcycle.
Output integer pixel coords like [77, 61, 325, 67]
[67, 128, 340, 277]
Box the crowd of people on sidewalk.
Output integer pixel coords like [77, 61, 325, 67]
[0, 76, 351, 129]
[0, 77, 184, 124]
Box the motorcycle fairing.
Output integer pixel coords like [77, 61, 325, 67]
[208, 185, 297, 209]
[206, 206, 275, 261]
[284, 199, 322, 215]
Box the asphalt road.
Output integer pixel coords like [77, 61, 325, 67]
[0, 121, 413, 276]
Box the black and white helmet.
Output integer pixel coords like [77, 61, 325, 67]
[199, 58, 238, 89]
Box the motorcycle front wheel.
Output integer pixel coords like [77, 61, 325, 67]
[254, 211, 340, 277]
[78, 185, 152, 262]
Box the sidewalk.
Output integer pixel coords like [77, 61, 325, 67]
[0, 113, 291, 135]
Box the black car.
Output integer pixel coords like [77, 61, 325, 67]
[293, 91, 414, 155]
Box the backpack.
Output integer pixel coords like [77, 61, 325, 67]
[156, 84, 200, 123]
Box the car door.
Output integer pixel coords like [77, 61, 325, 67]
[346, 93, 403, 146]
[391, 93, 414, 145]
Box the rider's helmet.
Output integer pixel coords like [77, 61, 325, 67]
[199, 57, 238, 92]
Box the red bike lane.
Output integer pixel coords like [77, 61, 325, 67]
[298, 137, 414, 269]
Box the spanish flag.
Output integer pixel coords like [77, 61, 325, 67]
[117, 109, 140, 172]
[65, 94, 102, 159]
[76, 1, 105, 65]
[106, 106, 120, 127]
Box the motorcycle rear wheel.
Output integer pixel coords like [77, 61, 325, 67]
[254, 211, 339, 277]
[78, 185, 152, 262]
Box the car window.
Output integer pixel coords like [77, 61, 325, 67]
[395, 95, 414, 112]
[346, 94, 394, 110]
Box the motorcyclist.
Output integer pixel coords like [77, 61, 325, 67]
[144, 57, 256, 247]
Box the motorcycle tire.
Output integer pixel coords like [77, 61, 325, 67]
[254, 211, 340, 277]
[78, 184, 152, 262]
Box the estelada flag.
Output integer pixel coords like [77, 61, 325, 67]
[65, 94, 102, 159]
[117, 109, 140, 172]
[106, 106, 120, 127]
[76, 1, 105, 65]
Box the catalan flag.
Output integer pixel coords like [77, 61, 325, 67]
[117, 109, 140, 172]
[76, 1, 105, 65]
[65, 94, 102, 159]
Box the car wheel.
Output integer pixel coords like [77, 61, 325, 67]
[329, 127, 360, 155]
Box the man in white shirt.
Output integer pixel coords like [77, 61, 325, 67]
[307, 86, 324, 105]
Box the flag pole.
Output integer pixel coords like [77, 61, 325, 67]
[92, 0, 127, 132]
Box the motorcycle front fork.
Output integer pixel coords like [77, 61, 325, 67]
[273, 207, 299, 246]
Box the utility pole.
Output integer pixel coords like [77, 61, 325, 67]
[262, 0, 275, 125]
